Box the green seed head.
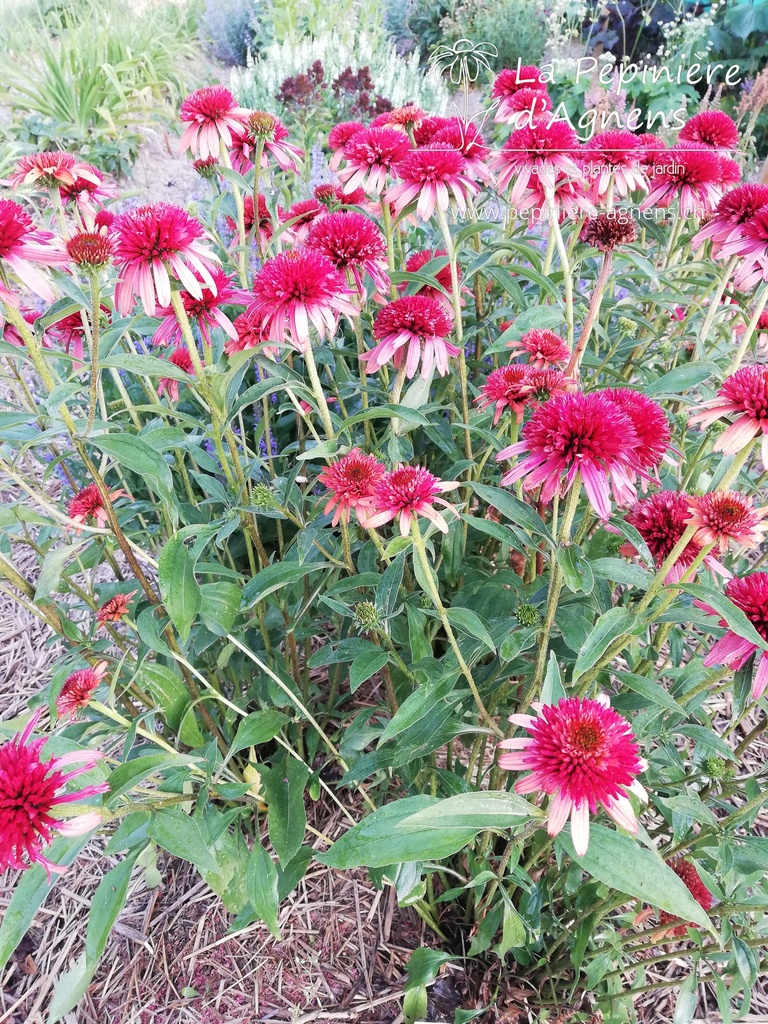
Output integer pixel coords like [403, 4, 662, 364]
[354, 600, 381, 633]
[252, 484, 277, 510]
[515, 603, 541, 628]
[617, 316, 637, 338]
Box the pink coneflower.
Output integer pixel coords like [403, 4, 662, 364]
[602, 388, 671, 480]
[306, 210, 389, 297]
[0, 710, 108, 876]
[96, 592, 138, 625]
[476, 364, 531, 424]
[641, 143, 724, 217]
[226, 194, 273, 248]
[179, 85, 248, 160]
[0, 198, 68, 303]
[193, 156, 219, 179]
[497, 391, 639, 519]
[522, 368, 575, 405]
[717, 156, 742, 190]
[492, 118, 582, 206]
[581, 210, 638, 252]
[317, 448, 387, 526]
[337, 127, 412, 195]
[279, 198, 325, 246]
[60, 165, 116, 217]
[386, 143, 480, 219]
[431, 119, 492, 182]
[158, 346, 195, 402]
[250, 249, 357, 351]
[508, 328, 569, 368]
[679, 111, 739, 152]
[694, 573, 768, 699]
[153, 268, 248, 349]
[2, 306, 42, 348]
[686, 490, 768, 551]
[67, 483, 126, 530]
[492, 66, 549, 123]
[314, 182, 367, 209]
[515, 170, 593, 227]
[585, 130, 647, 200]
[657, 859, 715, 938]
[362, 295, 458, 380]
[689, 366, 768, 468]
[625, 490, 723, 583]
[8, 151, 101, 191]
[692, 184, 768, 252]
[498, 695, 647, 856]
[112, 203, 220, 316]
[720, 206, 768, 290]
[224, 303, 276, 357]
[46, 306, 109, 365]
[66, 231, 113, 270]
[56, 661, 109, 719]
[638, 134, 666, 167]
[328, 121, 365, 170]
[245, 112, 303, 173]
[400, 249, 459, 310]
[364, 464, 459, 536]
[498, 87, 553, 125]
[413, 116, 452, 146]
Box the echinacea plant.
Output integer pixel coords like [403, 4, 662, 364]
[1, 71, 768, 1024]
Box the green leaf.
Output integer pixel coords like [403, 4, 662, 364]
[557, 545, 594, 594]
[247, 843, 280, 938]
[658, 794, 717, 827]
[673, 969, 698, 1024]
[0, 835, 90, 972]
[376, 550, 406, 617]
[90, 433, 172, 494]
[445, 607, 496, 653]
[472, 483, 553, 543]
[147, 810, 219, 874]
[591, 557, 652, 589]
[139, 663, 204, 747]
[316, 796, 479, 869]
[242, 561, 328, 606]
[34, 543, 80, 604]
[230, 710, 289, 755]
[559, 825, 713, 930]
[496, 902, 526, 957]
[261, 755, 310, 865]
[643, 362, 717, 398]
[107, 754, 188, 802]
[86, 853, 138, 962]
[614, 670, 686, 714]
[350, 648, 389, 692]
[677, 583, 768, 653]
[199, 580, 241, 636]
[541, 652, 565, 704]
[572, 607, 644, 680]
[158, 536, 202, 644]
[398, 791, 540, 831]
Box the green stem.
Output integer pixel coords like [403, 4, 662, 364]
[730, 283, 768, 374]
[85, 272, 101, 435]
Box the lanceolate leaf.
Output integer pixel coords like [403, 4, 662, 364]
[158, 536, 202, 643]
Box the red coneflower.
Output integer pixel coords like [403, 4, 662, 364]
[337, 127, 412, 195]
[112, 203, 220, 315]
[637, 134, 666, 167]
[585, 130, 647, 200]
[67, 483, 126, 530]
[386, 143, 480, 220]
[498, 695, 647, 856]
[400, 248, 458, 310]
[522, 367, 575, 405]
[641, 143, 724, 218]
[46, 306, 109, 366]
[224, 303, 276, 357]
[317, 448, 387, 526]
[314, 182, 367, 209]
[602, 387, 671, 480]
[492, 65, 549, 123]
[372, 104, 426, 134]
[497, 391, 639, 519]
[364, 464, 460, 536]
[153, 268, 248, 349]
[581, 209, 638, 252]
[225, 194, 273, 246]
[716, 155, 742, 190]
[476, 363, 531, 424]
[158, 346, 195, 402]
[689, 366, 768, 469]
[328, 121, 365, 170]
[413, 116, 452, 146]
[0, 198, 68, 303]
[250, 249, 357, 351]
[179, 85, 248, 160]
[8, 151, 101, 191]
[657, 859, 715, 938]
[193, 156, 219, 179]
[694, 573, 768, 699]
[431, 119, 492, 182]
[686, 490, 768, 551]
[0, 710, 108, 876]
[492, 117, 582, 206]
[306, 210, 389, 298]
[679, 111, 739, 152]
[244, 112, 303, 173]
[96, 591, 138, 625]
[279, 198, 325, 246]
[362, 294, 458, 380]
[507, 328, 569, 368]
[692, 184, 768, 253]
[56, 661, 109, 719]
[66, 231, 113, 270]
[625, 490, 723, 583]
